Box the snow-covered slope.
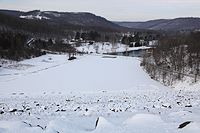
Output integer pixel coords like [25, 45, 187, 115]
[0, 54, 200, 133]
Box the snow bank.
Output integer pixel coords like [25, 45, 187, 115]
[178, 122, 200, 133]
[45, 119, 85, 133]
[0, 121, 42, 133]
[173, 77, 200, 91]
[2, 114, 198, 133]
[92, 117, 116, 133]
[124, 114, 169, 133]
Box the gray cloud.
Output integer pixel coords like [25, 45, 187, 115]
[0, 0, 200, 21]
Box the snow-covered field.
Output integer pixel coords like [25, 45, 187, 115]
[0, 54, 200, 133]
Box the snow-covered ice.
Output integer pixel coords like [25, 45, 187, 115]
[0, 54, 163, 95]
[0, 54, 200, 133]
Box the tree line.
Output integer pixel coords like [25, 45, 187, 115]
[0, 31, 45, 61]
[0, 31, 76, 61]
[141, 32, 200, 85]
[121, 32, 159, 47]
[74, 31, 121, 43]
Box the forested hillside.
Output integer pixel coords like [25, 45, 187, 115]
[142, 32, 200, 85]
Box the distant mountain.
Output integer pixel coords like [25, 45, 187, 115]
[115, 18, 200, 31]
[0, 9, 125, 33]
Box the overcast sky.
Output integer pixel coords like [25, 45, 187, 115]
[0, 0, 200, 21]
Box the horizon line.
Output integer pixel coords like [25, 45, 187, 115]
[0, 8, 200, 22]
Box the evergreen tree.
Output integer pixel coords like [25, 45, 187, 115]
[75, 32, 81, 40]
